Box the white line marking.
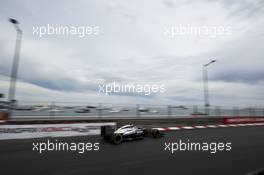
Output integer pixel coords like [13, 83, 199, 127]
[194, 126, 206, 129]
[227, 124, 238, 127]
[168, 127, 180, 130]
[151, 123, 264, 133]
[236, 124, 246, 126]
[152, 128, 166, 131]
[247, 123, 255, 126]
[181, 126, 194, 129]
[218, 125, 228, 127]
[206, 125, 218, 128]
[255, 123, 264, 126]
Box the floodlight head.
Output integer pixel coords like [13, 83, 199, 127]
[9, 18, 19, 24]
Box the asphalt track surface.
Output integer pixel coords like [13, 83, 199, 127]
[0, 126, 264, 175]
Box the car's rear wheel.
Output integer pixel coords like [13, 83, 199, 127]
[151, 129, 161, 138]
[112, 134, 123, 144]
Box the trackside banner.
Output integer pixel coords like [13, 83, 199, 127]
[223, 117, 264, 124]
[0, 123, 115, 140]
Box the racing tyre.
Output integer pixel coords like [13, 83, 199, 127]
[112, 133, 123, 144]
[151, 129, 161, 138]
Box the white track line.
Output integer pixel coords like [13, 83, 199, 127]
[152, 128, 166, 131]
[206, 125, 218, 128]
[181, 126, 195, 129]
[194, 126, 207, 129]
[168, 127, 181, 130]
[227, 124, 238, 127]
[218, 125, 228, 127]
[152, 123, 264, 132]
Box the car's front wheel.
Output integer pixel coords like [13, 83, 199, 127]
[112, 133, 123, 144]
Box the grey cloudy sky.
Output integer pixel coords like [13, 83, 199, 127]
[0, 0, 264, 106]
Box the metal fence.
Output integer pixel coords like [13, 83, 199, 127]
[4, 101, 264, 118]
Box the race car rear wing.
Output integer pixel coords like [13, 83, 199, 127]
[101, 125, 116, 137]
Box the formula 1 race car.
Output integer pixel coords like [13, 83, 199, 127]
[101, 124, 164, 144]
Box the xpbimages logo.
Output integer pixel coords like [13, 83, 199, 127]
[164, 24, 232, 38]
[32, 24, 100, 38]
[164, 140, 232, 154]
[98, 82, 166, 96]
[32, 140, 100, 154]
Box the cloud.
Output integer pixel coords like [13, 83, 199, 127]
[0, 0, 264, 106]
[219, 0, 264, 18]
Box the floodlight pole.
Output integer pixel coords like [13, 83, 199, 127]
[8, 18, 22, 117]
[203, 60, 216, 114]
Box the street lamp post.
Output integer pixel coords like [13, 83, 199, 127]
[203, 60, 216, 115]
[8, 18, 22, 117]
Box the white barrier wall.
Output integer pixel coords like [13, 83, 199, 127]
[0, 122, 116, 140]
